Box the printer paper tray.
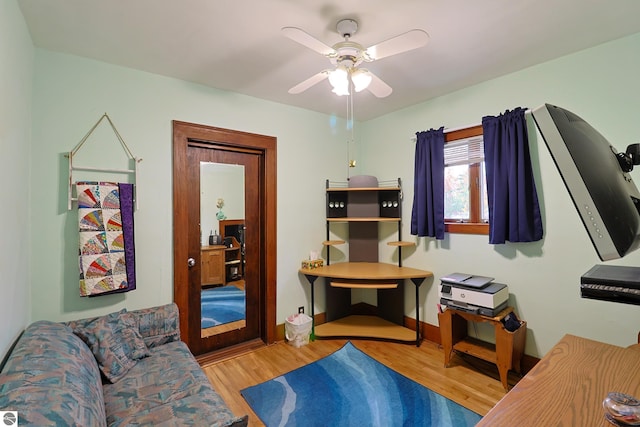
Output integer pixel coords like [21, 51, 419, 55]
[440, 298, 508, 317]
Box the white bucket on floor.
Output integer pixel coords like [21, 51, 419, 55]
[285, 313, 312, 348]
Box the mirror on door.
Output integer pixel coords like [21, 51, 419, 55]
[199, 162, 245, 338]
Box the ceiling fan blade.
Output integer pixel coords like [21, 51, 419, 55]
[364, 29, 429, 61]
[288, 70, 330, 94]
[366, 71, 393, 98]
[282, 27, 336, 57]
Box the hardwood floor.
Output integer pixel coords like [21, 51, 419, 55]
[201, 319, 246, 338]
[201, 338, 515, 426]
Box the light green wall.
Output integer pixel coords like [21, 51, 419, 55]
[1, 0, 33, 357]
[361, 33, 640, 356]
[29, 49, 353, 327]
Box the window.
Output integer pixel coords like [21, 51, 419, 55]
[444, 125, 489, 235]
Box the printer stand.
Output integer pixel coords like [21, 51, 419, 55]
[438, 306, 526, 391]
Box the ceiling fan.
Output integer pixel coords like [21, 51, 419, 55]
[282, 19, 429, 98]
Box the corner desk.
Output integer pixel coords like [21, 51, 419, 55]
[477, 334, 640, 426]
[300, 262, 433, 346]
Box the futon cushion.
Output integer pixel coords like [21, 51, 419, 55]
[0, 321, 107, 426]
[132, 302, 181, 348]
[73, 309, 150, 383]
[102, 340, 248, 427]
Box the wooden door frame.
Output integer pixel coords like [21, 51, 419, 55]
[173, 121, 277, 353]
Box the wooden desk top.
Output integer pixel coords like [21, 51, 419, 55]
[477, 334, 640, 426]
[299, 262, 433, 280]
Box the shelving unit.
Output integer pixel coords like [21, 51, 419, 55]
[224, 236, 242, 283]
[300, 176, 432, 346]
[324, 178, 414, 266]
[219, 219, 244, 283]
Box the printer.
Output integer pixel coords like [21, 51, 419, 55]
[439, 273, 509, 317]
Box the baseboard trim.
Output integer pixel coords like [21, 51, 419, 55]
[197, 338, 266, 366]
[276, 303, 540, 373]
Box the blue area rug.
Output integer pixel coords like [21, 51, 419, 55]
[201, 285, 245, 328]
[241, 342, 481, 427]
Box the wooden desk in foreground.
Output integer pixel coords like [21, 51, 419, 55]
[300, 262, 433, 346]
[477, 334, 640, 426]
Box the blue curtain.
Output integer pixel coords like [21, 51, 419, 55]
[411, 127, 445, 239]
[482, 107, 543, 244]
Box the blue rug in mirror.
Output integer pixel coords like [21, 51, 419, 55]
[241, 341, 482, 427]
[201, 285, 245, 328]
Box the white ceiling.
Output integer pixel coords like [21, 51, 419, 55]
[17, 0, 640, 121]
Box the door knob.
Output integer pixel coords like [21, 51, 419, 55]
[187, 258, 196, 267]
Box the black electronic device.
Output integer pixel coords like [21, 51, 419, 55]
[532, 103, 640, 261]
[581, 264, 640, 306]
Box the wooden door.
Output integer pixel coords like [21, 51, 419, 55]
[173, 121, 277, 356]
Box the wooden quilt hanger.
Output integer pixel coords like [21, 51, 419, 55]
[66, 113, 142, 210]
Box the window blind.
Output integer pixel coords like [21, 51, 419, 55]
[444, 136, 484, 166]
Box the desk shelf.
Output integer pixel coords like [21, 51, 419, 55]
[323, 240, 345, 246]
[387, 241, 415, 247]
[330, 280, 398, 289]
[327, 217, 401, 222]
[314, 315, 416, 342]
[327, 186, 401, 192]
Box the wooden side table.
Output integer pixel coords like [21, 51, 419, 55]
[438, 306, 526, 390]
[201, 245, 226, 286]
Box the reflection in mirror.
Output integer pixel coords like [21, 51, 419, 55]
[200, 162, 245, 338]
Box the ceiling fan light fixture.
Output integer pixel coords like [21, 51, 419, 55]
[283, 20, 428, 99]
[351, 68, 372, 92]
[328, 66, 350, 96]
[332, 85, 350, 96]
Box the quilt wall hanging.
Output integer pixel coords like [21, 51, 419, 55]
[77, 181, 136, 297]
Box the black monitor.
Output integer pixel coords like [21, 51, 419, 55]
[532, 103, 640, 261]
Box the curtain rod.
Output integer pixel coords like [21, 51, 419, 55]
[410, 109, 532, 142]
